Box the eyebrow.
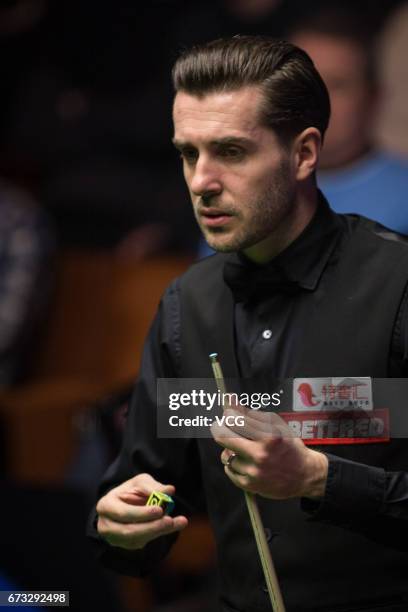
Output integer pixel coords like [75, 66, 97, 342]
[172, 136, 253, 148]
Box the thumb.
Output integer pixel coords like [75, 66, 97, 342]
[128, 473, 175, 497]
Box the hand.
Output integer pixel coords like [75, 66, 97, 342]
[211, 405, 328, 500]
[96, 473, 188, 550]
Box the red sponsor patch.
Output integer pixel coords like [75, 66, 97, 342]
[280, 409, 390, 445]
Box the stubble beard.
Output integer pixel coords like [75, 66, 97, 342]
[201, 159, 295, 253]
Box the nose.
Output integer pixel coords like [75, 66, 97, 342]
[189, 156, 222, 198]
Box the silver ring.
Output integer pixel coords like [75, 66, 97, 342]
[225, 451, 237, 469]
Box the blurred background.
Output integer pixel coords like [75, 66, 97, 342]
[0, 1, 407, 610]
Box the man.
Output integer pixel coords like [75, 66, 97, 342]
[90, 37, 408, 612]
[289, 6, 408, 234]
[199, 8, 408, 259]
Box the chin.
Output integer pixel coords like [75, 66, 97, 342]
[211, 244, 237, 253]
[203, 225, 257, 253]
[205, 237, 238, 253]
[207, 232, 259, 253]
[202, 231, 232, 253]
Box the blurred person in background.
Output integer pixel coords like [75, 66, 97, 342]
[376, 1, 408, 159]
[169, 0, 402, 49]
[0, 177, 125, 612]
[0, 180, 54, 387]
[289, 4, 408, 234]
[0, 1, 55, 390]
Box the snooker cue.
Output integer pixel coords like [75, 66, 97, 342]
[209, 353, 286, 612]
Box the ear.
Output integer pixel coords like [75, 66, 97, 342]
[293, 127, 321, 181]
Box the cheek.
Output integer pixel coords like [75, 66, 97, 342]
[238, 162, 276, 192]
[219, 170, 249, 197]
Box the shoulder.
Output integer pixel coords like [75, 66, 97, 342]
[341, 214, 408, 273]
[352, 214, 408, 249]
[344, 213, 408, 247]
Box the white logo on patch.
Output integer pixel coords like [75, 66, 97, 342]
[293, 377, 373, 412]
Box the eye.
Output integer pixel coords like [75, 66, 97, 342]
[180, 147, 198, 164]
[218, 146, 245, 160]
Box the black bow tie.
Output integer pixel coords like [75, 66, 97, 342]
[223, 259, 301, 302]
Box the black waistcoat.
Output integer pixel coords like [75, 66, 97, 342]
[179, 215, 408, 612]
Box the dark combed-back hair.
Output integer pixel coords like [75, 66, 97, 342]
[172, 35, 331, 144]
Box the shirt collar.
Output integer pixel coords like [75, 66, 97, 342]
[224, 191, 343, 296]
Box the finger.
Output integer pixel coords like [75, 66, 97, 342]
[97, 496, 165, 524]
[98, 513, 188, 549]
[221, 449, 251, 476]
[111, 473, 176, 512]
[223, 407, 294, 440]
[223, 408, 268, 440]
[221, 448, 250, 468]
[98, 513, 187, 537]
[119, 473, 176, 499]
[212, 404, 277, 440]
[223, 465, 253, 492]
[244, 408, 293, 432]
[210, 421, 257, 458]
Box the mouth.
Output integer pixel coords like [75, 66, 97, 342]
[199, 208, 234, 228]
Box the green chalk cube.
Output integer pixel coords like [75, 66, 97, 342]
[146, 491, 175, 515]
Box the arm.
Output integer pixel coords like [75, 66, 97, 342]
[211, 405, 408, 551]
[87, 281, 202, 575]
[303, 280, 408, 546]
[301, 449, 408, 551]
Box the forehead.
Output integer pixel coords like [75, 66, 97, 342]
[173, 86, 267, 143]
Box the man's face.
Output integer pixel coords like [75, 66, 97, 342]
[291, 32, 375, 169]
[172, 86, 297, 258]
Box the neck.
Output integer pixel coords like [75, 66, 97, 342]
[243, 185, 319, 264]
